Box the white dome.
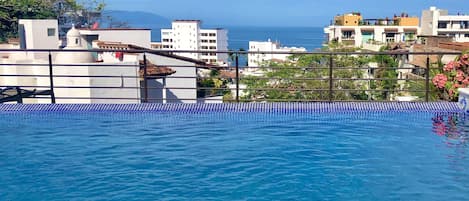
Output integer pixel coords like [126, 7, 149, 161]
[66, 26, 80, 38]
[55, 26, 94, 64]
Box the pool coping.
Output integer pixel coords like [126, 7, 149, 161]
[0, 102, 463, 113]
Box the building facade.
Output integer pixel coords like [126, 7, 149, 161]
[78, 28, 152, 49]
[248, 39, 307, 67]
[324, 13, 420, 48]
[421, 7, 469, 42]
[160, 20, 228, 65]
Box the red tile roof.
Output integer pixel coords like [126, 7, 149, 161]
[139, 60, 176, 77]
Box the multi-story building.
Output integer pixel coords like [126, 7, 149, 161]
[161, 20, 228, 65]
[324, 12, 420, 48]
[248, 39, 307, 67]
[421, 7, 469, 42]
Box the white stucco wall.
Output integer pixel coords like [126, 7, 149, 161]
[18, 19, 59, 60]
[0, 57, 141, 104]
[144, 53, 197, 103]
[79, 29, 152, 49]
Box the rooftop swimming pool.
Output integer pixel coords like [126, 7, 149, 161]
[0, 103, 468, 200]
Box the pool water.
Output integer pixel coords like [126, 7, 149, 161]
[0, 110, 468, 200]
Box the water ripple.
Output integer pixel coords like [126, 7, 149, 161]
[0, 112, 468, 200]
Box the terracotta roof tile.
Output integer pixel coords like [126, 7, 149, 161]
[139, 60, 176, 77]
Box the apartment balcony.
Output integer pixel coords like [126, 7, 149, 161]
[342, 36, 355, 40]
[385, 37, 396, 43]
[437, 28, 469, 32]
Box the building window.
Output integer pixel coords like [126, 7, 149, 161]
[465, 34, 469, 38]
[209, 46, 216, 49]
[461, 21, 469, 29]
[210, 59, 217, 63]
[209, 33, 216, 37]
[201, 33, 208, 36]
[210, 53, 217, 56]
[202, 53, 209, 56]
[47, 28, 56, 36]
[201, 39, 208, 43]
[342, 31, 354, 39]
[201, 46, 208, 49]
[438, 22, 447, 29]
[163, 38, 170, 42]
[209, 40, 216, 43]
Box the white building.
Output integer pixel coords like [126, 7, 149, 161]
[52, 28, 140, 104]
[161, 20, 228, 65]
[1, 24, 140, 104]
[324, 13, 420, 49]
[1, 19, 208, 104]
[421, 7, 469, 42]
[248, 39, 307, 67]
[94, 41, 207, 103]
[78, 28, 152, 49]
[16, 19, 60, 60]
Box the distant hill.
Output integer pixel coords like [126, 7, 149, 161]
[103, 10, 171, 29]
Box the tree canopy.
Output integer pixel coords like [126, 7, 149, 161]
[239, 45, 403, 102]
[0, 0, 105, 42]
[0, 0, 56, 41]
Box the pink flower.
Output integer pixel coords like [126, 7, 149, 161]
[461, 54, 469, 66]
[444, 61, 457, 72]
[449, 89, 455, 97]
[463, 77, 469, 85]
[456, 70, 465, 82]
[432, 74, 448, 89]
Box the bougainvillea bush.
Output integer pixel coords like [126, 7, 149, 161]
[432, 53, 469, 101]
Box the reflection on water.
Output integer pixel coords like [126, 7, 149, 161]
[432, 113, 469, 145]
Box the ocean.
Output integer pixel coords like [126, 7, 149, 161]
[151, 26, 325, 51]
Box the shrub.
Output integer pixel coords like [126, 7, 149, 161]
[432, 54, 469, 101]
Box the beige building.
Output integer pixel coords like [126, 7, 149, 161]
[421, 7, 469, 42]
[324, 13, 420, 48]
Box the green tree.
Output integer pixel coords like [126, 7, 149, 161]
[0, 0, 106, 42]
[0, 0, 56, 42]
[241, 50, 373, 102]
[370, 47, 399, 100]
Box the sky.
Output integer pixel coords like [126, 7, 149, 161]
[105, 0, 469, 27]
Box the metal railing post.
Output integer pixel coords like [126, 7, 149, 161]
[235, 52, 240, 103]
[15, 86, 23, 104]
[425, 54, 430, 102]
[48, 51, 56, 104]
[329, 53, 333, 102]
[143, 53, 149, 103]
